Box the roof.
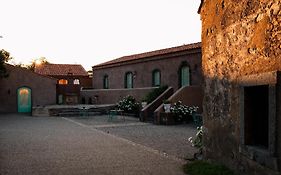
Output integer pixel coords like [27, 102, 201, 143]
[5, 63, 57, 80]
[93, 42, 201, 69]
[35, 64, 88, 76]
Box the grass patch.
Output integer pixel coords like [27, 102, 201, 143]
[183, 161, 235, 175]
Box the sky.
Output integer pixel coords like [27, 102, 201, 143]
[0, 0, 201, 71]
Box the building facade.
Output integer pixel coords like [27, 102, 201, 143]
[92, 42, 202, 91]
[200, 0, 281, 174]
[35, 64, 92, 104]
[0, 64, 57, 113]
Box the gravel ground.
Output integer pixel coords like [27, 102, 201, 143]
[0, 114, 186, 175]
[70, 115, 198, 160]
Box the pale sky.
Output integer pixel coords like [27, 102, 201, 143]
[0, 0, 201, 71]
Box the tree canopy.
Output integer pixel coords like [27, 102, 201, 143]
[0, 49, 12, 78]
[26, 57, 49, 71]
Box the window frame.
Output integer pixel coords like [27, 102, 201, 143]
[152, 69, 161, 87]
[58, 79, 68, 85]
[239, 72, 278, 170]
[103, 75, 109, 89]
[124, 71, 133, 89]
[73, 79, 80, 85]
[178, 61, 191, 88]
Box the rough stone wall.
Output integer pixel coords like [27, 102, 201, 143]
[200, 0, 281, 174]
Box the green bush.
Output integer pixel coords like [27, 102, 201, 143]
[117, 95, 141, 113]
[143, 85, 168, 104]
[183, 161, 235, 175]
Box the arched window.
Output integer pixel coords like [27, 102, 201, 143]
[58, 79, 68, 85]
[125, 72, 133, 88]
[103, 75, 109, 89]
[73, 79, 80, 85]
[152, 69, 161, 87]
[179, 62, 191, 87]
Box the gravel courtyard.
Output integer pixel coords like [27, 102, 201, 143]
[0, 114, 197, 175]
[66, 115, 197, 160]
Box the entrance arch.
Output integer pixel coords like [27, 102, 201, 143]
[17, 87, 32, 113]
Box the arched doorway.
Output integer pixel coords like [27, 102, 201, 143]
[17, 87, 32, 113]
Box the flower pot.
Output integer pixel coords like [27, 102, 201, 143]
[163, 104, 171, 113]
[141, 102, 147, 108]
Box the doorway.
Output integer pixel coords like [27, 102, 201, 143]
[17, 87, 32, 113]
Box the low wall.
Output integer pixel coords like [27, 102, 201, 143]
[80, 87, 158, 104]
[154, 86, 203, 124]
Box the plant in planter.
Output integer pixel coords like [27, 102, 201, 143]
[117, 95, 141, 115]
[163, 99, 171, 113]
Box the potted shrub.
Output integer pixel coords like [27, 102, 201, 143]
[163, 99, 171, 113]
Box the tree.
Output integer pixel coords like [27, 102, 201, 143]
[0, 49, 12, 78]
[26, 57, 49, 71]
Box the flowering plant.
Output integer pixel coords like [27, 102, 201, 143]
[170, 101, 198, 121]
[188, 126, 203, 152]
[117, 95, 140, 113]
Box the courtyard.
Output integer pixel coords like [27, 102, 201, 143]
[0, 114, 197, 175]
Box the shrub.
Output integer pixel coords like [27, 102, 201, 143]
[183, 161, 235, 175]
[117, 95, 140, 113]
[143, 85, 168, 104]
[170, 101, 198, 121]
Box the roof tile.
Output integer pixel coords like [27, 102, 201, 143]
[93, 42, 201, 69]
[35, 64, 88, 76]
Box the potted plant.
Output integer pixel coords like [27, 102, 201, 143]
[163, 99, 171, 113]
[141, 99, 148, 108]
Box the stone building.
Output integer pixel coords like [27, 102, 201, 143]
[82, 42, 202, 105]
[200, 0, 281, 174]
[0, 64, 57, 113]
[35, 64, 92, 104]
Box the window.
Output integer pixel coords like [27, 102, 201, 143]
[125, 72, 133, 88]
[179, 62, 190, 87]
[58, 94, 63, 104]
[58, 79, 68, 85]
[244, 85, 269, 148]
[152, 69, 161, 86]
[103, 75, 109, 89]
[239, 72, 277, 170]
[73, 79, 80, 85]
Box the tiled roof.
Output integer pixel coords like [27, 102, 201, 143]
[93, 42, 201, 69]
[35, 64, 88, 76]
